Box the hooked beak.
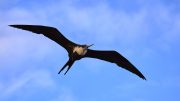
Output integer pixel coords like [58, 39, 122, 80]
[87, 44, 94, 48]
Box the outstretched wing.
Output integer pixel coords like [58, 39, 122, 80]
[9, 25, 78, 53]
[84, 49, 146, 80]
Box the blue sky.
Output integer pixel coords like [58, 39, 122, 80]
[0, 0, 180, 101]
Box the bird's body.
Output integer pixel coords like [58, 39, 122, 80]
[9, 24, 146, 80]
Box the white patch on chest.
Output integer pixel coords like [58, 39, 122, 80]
[73, 46, 87, 56]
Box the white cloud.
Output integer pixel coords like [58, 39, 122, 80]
[60, 2, 149, 45]
[0, 34, 55, 71]
[52, 87, 76, 101]
[1, 69, 55, 97]
[58, 1, 180, 51]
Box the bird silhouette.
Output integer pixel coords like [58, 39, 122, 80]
[9, 25, 146, 80]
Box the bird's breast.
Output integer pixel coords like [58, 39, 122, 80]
[73, 46, 87, 56]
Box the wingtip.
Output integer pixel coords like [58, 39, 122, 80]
[8, 25, 27, 30]
[143, 78, 146, 80]
[9, 25, 17, 28]
[141, 76, 147, 80]
[9, 25, 14, 27]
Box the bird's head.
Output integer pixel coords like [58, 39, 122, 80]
[84, 44, 94, 49]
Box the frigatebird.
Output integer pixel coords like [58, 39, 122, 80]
[9, 24, 146, 80]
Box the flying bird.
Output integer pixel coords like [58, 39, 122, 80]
[9, 24, 146, 80]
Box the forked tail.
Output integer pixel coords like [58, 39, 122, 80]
[58, 59, 74, 75]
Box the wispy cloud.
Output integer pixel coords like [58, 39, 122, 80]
[1, 69, 55, 97]
[52, 87, 76, 101]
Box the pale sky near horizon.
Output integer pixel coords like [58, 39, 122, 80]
[0, 0, 180, 101]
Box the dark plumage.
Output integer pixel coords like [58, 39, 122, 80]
[9, 24, 146, 80]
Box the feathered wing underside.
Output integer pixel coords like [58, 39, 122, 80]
[9, 25, 78, 53]
[84, 49, 146, 80]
